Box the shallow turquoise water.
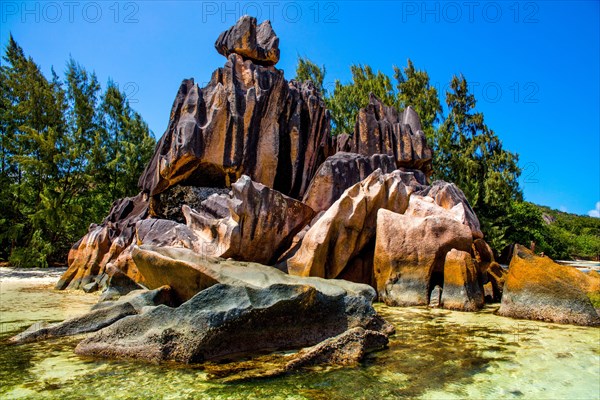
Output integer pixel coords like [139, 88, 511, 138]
[1, 268, 599, 399]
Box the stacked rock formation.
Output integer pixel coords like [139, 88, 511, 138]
[56, 15, 500, 316]
[341, 94, 433, 177]
[13, 18, 591, 378]
[57, 16, 333, 290]
[57, 15, 440, 295]
[55, 15, 597, 330]
[287, 171, 490, 310]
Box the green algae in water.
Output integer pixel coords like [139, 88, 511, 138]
[1, 271, 599, 399]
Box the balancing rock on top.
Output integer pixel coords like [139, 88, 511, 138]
[215, 15, 280, 66]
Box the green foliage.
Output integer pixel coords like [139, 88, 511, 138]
[296, 56, 526, 254]
[326, 65, 396, 136]
[294, 56, 326, 95]
[542, 224, 573, 259]
[394, 59, 443, 143]
[533, 205, 600, 260]
[501, 201, 562, 259]
[573, 235, 600, 260]
[547, 207, 600, 237]
[96, 81, 156, 201]
[8, 230, 52, 268]
[500, 201, 600, 260]
[587, 292, 600, 309]
[295, 56, 441, 140]
[2, 43, 594, 268]
[0, 36, 155, 267]
[436, 75, 522, 251]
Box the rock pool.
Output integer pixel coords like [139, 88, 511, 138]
[1, 267, 598, 400]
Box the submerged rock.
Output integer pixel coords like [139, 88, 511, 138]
[203, 327, 389, 383]
[285, 327, 389, 369]
[9, 286, 173, 344]
[75, 263, 391, 363]
[498, 245, 600, 326]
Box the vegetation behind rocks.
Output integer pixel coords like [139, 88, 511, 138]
[0, 36, 155, 267]
[295, 57, 599, 261]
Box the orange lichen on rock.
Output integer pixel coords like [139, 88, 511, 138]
[441, 249, 484, 311]
[498, 244, 600, 326]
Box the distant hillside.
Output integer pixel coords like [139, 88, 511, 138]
[533, 203, 600, 260]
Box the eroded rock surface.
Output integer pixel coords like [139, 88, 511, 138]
[105, 218, 207, 285]
[349, 95, 433, 176]
[215, 15, 280, 66]
[137, 55, 331, 199]
[56, 193, 149, 290]
[184, 175, 315, 265]
[415, 181, 483, 239]
[497, 245, 600, 326]
[131, 245, 378, 303]
[58, 32, 332, 289]
[441, 249, 484, 311]
[302, 152, 426, 213]
[287, 169, 416, 284]
[75, 254, 390, 363]
[149, 186, 230, 223]
[374, 209, 473, 306]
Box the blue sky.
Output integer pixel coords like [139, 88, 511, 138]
[2, 1, 599, 216]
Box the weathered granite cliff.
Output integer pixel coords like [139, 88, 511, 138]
[57, 15, 333, 290]
[57, 16, 435, 292]
[45, 15, 597, 368]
